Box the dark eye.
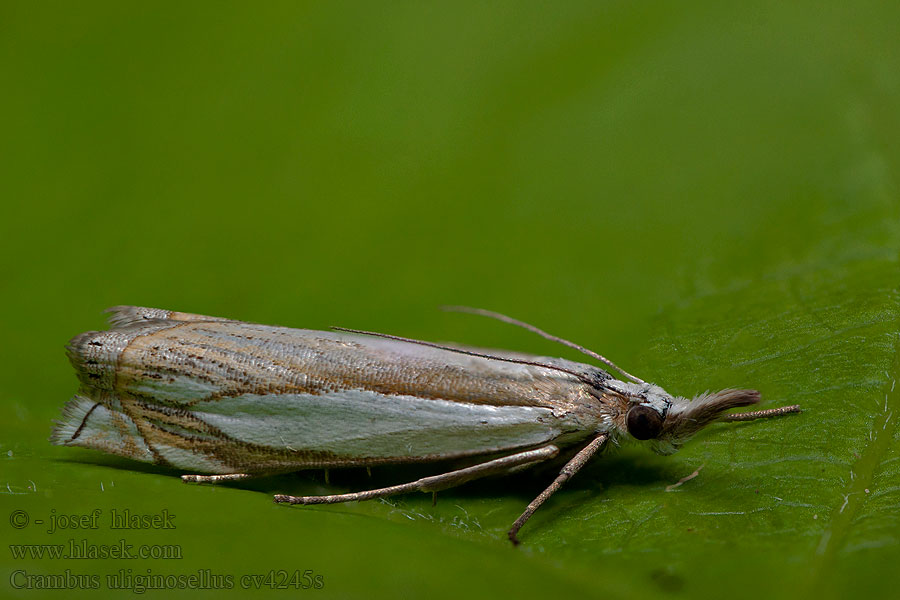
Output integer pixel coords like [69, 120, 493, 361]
[626, 405, 664, 440]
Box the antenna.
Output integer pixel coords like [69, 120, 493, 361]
[442, 306, 645, 384]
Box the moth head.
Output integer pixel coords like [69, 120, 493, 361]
[609, 382, 761, 454]
[624, 390, 759, 454]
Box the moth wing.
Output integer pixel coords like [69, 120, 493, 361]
[178, 389, 585, 472]
[105, 305, 241, 328]
[51, 394, 157, 465]
[58, 310, 610, 474]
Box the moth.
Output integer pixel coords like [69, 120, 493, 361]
[53, 306, 799, 544]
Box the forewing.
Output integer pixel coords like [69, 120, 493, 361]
[56, 307, 603, 473]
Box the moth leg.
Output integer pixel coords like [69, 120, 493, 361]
[723, 404, 801, 421]
[507, 433, 609, 546]
[273, 445, 560, 506]
[181, 473, 253, 484]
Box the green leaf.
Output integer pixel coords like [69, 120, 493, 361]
[2, 1, 899, 599]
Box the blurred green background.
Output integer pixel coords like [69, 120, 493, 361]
[2, 1, 899, 598]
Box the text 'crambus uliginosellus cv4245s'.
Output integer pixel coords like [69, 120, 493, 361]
[52, 306, 800, 544]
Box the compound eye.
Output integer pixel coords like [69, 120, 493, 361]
[626, 405, 664, 440]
